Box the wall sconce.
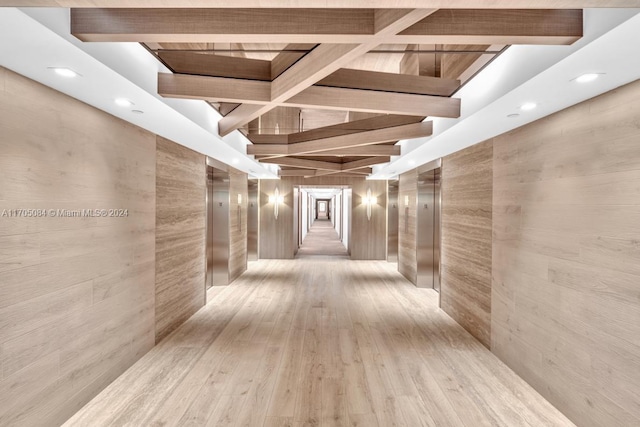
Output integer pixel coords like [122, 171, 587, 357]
[268, 186, 284, 219]
[404, 195, 410, 207]
[363, 187, 377, 221]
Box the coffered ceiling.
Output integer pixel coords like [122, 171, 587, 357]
[4, 4, 638, 180]
[62, 7, 586, 178]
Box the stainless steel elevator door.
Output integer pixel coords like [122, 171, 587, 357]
[387, 180, 399, 262]
[247, 179, 258, 261]
[417, 168, 441, 290]
[206, 166, 230, 288]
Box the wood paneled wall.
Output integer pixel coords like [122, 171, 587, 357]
[258, 176, 387, 259]
[492, 80, 640, 427]
[0, 67, 156, 426]
[155, 137, 206, 343]
[229, 169, 248, 282]
[350, 179, 387, 260]
[398, 170, 418, 284]
[441, 140, 493, 348]
[259, 178, 294, 259]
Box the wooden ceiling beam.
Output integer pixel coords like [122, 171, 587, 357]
[247, 144, 290, 156]
[278, 169, 315, 177]
[317, 68, 460, 96]
[313, 167, 373, 177]
[159, 73, 460, 118]
[288, 115, 423, 143]
[271, 43, 317, 80]
[158, 50, 272, 81]
[299, 146, 401, 157]
[71, 8, 375, 43]
[288, 86, 460, 117]
[12, 1, 634, 7]
[158, 73, 271, 104]
[249, 144, 401, 157]
[287, 122, 432, 156]
[341, 156, 391, 171]
[218, 8, 437, 135]
[71, 9, 582, 45]
[260, 157, 343, 171]
[397, 9, 583, 45]
[158, 52, 460, 96]
[246, 135, 289, 144]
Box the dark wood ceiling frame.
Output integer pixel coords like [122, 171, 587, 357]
[246, 122, 432, 158]
[72, 9, 583, 45]
[158, 73, 461, 117]
[157, 51, 461, 96]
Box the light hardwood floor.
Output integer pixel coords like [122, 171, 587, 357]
[64, 259, 574, 427]
[296, 219, 348, 258]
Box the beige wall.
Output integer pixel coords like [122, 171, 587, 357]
[350, 179, 387, 260]
[441, 140, 493, 348]
[492, 80, 640, 427]
[0, 67, 156, 425]
[258, 176, 387, 260]
[398, 169, 417, 284]
[155, 137, 206, 343]
[259, 178, 295, 259]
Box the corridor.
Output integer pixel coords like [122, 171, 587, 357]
[65, 259, 573, 427]
[296, 220, 349, 259]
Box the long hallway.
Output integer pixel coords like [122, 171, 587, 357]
[65, 259, 573, 427]
[296, 219, 349, 258]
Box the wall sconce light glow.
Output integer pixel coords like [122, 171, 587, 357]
[363, 188, 377, 221]
[520, 102, 537, 111]
[269, 187, 284, 220]
[48, 67, 79, 78]
[404, 195, 410, 207]
[237, 194, 242, 205]
[575, 73, 600, 83]
[115, 98, 135, 107]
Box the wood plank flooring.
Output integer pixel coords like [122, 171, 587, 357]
[64, 259, 574, 427]
[296, 219, 348, 258]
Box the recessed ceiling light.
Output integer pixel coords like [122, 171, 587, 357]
[115, 98, 134, 107]
[48, 67, 79, 78]
[520, 102, 537, 111]
[232, 158, 239, 164]
[575, 73, 601, 83]
[131, 109, 144, 114]
[507, 113, 520, 119]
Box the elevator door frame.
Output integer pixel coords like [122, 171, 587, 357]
[416, 160, 442, 293]
[387, 180, 399, 262]
[206, 165, 230, 289]
[247, 179, 259, 261]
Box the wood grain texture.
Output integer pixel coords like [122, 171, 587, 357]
[398, 9, 583, 45]
[229, 169, 248, 283]
[350, 180, 387, 260]
[259, 179, 295, 259]
[64, 259, 574, 427]
[155, 136, 206, 343]
[441, 139, 493, 348]
[398, 169, 417, 284]
[158, 50, 272, 81]
[0, 67, 156, 426]
[491, 79, 640, 427]
[4, 0, 635, 7]
[317, 68, 460, 96]
[71, 8, 375, 43]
